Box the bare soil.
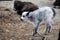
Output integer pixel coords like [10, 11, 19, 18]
[0, 1, 60, 40]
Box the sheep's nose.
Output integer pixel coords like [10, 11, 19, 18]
[20, 19, 23, 21]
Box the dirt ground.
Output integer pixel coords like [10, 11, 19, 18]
[0, 0, 60, 40]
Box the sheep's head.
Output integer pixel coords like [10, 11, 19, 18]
[21, 12, 29, 21]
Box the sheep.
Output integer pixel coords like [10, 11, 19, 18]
[14, 1, 38, 15]
[20, 6, 56, 36]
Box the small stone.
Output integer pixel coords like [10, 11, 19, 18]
[6, 29, 10, 32]
[10, 39, 13, 40]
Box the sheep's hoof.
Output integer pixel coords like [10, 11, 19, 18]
[44, 33, 47, 35]
[44, 32, 48, 35]
[48, 31, 51, 33]
[42, 37, 45, 40]
[33, 34, 37, 37]
[33, 32, 41, 37]
[33, 32, 37, 36]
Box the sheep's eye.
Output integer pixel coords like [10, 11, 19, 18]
[23, 15, 25, 17]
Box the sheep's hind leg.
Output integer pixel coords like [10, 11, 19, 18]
[45, 21, 52, 35]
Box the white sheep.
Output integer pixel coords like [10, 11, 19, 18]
[21, 7, 56, 36]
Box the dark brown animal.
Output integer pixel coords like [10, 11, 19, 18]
[14, 1, 38, 15]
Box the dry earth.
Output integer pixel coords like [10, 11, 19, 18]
[0, 0, 60, 40]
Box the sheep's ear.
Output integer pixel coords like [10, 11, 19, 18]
[26, 12, 30, 16]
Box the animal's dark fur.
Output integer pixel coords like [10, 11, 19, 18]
[53, 0, 60, 8]
[52, 8, 56, 18]
[14, 1, 38, 15]
[53, 0, 60, 6]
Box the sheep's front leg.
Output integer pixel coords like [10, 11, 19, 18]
[33, 21, 40, 36]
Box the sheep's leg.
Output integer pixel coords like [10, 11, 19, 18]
[45, 21, 52, 35]
[33, 22, 39, 36]
[33, 20, 41, 36]
[45, 24, 51, 35]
